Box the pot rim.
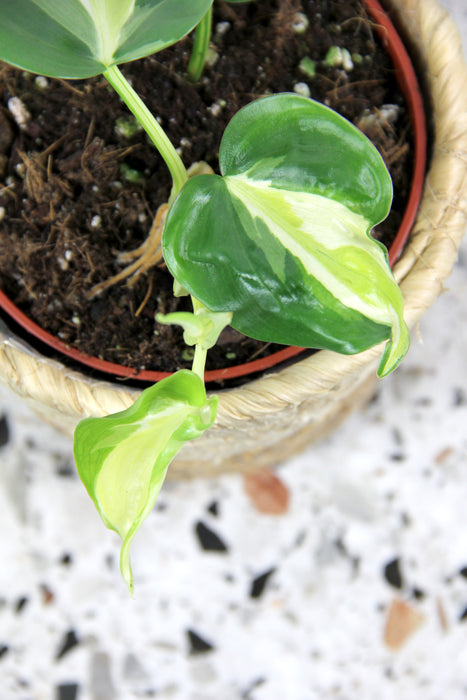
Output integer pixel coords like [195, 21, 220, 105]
[0, 0, 427, 384]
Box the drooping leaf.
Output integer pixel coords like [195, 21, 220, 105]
[0, 0, 213, 78]
[163, 94, 409, 377]
[73, 370, 218, 593]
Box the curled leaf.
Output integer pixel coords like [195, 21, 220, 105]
[73, 370, 217, 593]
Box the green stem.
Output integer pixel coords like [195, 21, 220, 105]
[104, 64, 188, 199]
[190, 295, 208, 380]
[187, 6, 213, 83]
[191, 343, 208, 380]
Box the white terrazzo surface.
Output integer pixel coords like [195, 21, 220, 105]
[1, 3, 467, 699]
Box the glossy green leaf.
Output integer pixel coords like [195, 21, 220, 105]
[163, 94, 409, 377]
[0, 0, 213, 78]
[73, 371, 217, 593]
[218, 93, 392, 223]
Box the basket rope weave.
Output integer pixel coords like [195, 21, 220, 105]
[1, 0, 467, 477]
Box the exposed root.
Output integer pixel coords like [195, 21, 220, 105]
[87, 161, 214, 299]
[135, 274, 154, 317]
[87, 202, 168, 299]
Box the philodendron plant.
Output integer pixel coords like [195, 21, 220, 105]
[0, 0, 410, 592]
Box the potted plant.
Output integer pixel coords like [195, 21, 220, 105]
[0, 0, 425, 383]
[0, 0, 466, 591]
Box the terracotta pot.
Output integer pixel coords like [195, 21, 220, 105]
[0, 0, 466, 478]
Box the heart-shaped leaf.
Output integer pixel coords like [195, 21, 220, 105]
[0, 0, 213, 78]
[73, 370, 217, 593]
[163, 94, 409, 377]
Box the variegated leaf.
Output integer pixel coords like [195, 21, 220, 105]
[74, 370, 218, 593]
[163, 94, 409, 377]
[0, 0, 213, 78]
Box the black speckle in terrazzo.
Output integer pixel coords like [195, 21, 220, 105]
[383, 558, 404, 589]
[206, 500, 219, 516]
[459, 566, 467, 579]
[55, 629, 80, 661]
[56, 460, 76, 477]
[0, 414, 9, 448]
[0, 644, 9, 659]
[105, 553, 116, 570]
[14, 596, 29, 614]
[414, 396, 432, 407]
[331, 538, 360, 574]
[453, 387, 467, 406]
[294, 530, 307, 548]
[56, 682, 80, 700]
[459, 606, 467, 622]
[250, 568, 276, 599]
[411, 586, 426, 601]
[242, 677, 267, 698]
[187, 628, 215, 655]
[59, 552, 73, 567]
[16, 677, 30, 690]
[391, 427, 404, 446]
[400, 512, 412, 527]
[334, 537, 347, 556]
[389, 452, 406, 462]
[194, 521, 228, 552]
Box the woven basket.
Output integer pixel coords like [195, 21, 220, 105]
[1, 0, 466, 478]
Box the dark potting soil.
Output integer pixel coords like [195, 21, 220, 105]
[0, 0, 413, 379]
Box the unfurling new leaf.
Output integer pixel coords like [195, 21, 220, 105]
[157, 307, 233, 351]
[73, 371, 218, 593]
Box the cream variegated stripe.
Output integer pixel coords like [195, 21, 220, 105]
[30, 0, 142, 66]
[226, 175, 398, 331]
[21, 0, 208, 75]
[94, 405, 183, 538]
[79, 0, 135, 63]
[94, 404, 188, 588]
[226, 174, 409, 375]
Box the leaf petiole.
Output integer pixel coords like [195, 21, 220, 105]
[187, 5, 213, 82]
[103, 64, 188, 200]
[191, 343, 208, 380]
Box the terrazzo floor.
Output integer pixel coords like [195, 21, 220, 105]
[1, 2, 467, 698]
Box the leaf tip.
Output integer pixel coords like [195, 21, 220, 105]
[377, 318, 410, 378]
[120, 541, 135, 596]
